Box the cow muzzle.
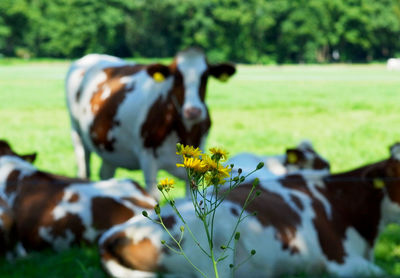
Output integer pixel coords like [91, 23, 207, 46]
[183, 107, 202, 121]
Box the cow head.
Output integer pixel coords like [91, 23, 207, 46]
[146, 48, 236, 125]
[373, 143, 400, 223]
[0, 140, 37, 163]
[284, 140, 330, 173]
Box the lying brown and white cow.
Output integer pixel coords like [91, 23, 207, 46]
[0, 142, 156, 257]
[66, 48, 236, 197]
[99, 143, 400, 277]
[227, 140, 330, 181]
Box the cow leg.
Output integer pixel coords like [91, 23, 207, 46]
[100, 161, 117, 180]
[139, 155, 159, 199]
[70, 128, 91, 178]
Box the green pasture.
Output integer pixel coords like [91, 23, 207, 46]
[1, 62, 400, 277]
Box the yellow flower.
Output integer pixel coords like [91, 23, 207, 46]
[209, 147, 229, 161]
[177, 157, 207, 173]
[202, 154, 217, 170]
[203, 163, 231, 186]
[158, 178, 175, 192]
[176, 145, 202, 158]
[217, 164, 231, 178]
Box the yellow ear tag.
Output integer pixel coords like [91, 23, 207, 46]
[287, 153, 298, 164]
[153, 72, 165, 82]
[218, 73, 229, 82]
[373, 178, 385, 189]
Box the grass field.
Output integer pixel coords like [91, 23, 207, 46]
[1, 61, 400, 277]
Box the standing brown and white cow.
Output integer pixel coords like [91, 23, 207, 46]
[66, 48, 235, 197]
[0, 140, 156, 257]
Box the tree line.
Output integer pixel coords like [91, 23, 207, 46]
[1, 0, 400, 63]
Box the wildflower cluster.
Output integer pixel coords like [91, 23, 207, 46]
[175, 144, 231, 188]
[144, 144, 263, 278]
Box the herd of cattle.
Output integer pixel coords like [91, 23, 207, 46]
[1, 48, 400, 277]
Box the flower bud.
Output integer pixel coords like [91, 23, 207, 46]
[230, 164, 234, 169]
[176, 143, 182, 153]
[256, 162, 264, 170]
[238, 168, 242, 174]
[251, 249, 256, 255]
[220, 245, 227, 250]
[154, 204, 161, 215]
[233, 176, 239, 182]
[161, 240, 166, 244]
[255, 190, 261, 196]
[142, 211, 148, 217]
[229, 264, 234, 268]
[157, 184, 163, 191]
[180, 226, 185, 232]
[240, 176, 245, 183]
[235, 232, 241, 240]
[252, 178, 260, 187]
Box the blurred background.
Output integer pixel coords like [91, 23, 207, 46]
[2, 1, 400, 277]
[2, 0, 400, 63]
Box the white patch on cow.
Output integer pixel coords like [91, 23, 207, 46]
[176, 49, 207, 128]
[84, 226, 98, 242]
[307, 178, 332, 218]
[101, 86, 112, 100]
[103, 259, 157, 278]
[0, 156, 36, 206]
[342, 227, 369, 260]
[53, 179, 155, 243]
[39, 227, 75, 251]
[380, 195, 400, 225]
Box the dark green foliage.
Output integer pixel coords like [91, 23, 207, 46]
[1, 0, 400, 63]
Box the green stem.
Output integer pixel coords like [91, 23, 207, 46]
[202, 215, 219, 278]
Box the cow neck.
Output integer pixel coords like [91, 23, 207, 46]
[140, 88, 180, 156]
[319, 161, 387, 246]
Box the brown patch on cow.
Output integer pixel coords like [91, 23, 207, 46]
[89, 65, 145, 151]
[290, 195, 304, 211]
[5, 170, 21, 195]
[312, 156, 330, 171]
[0, 208, 13, 232]
[162, 215, 176, 229]
[122, 197, 155, 209]
[280, 175, 312, 196]
[102, 234, 159, 272]
[91, 197, 134, 230]
[227, 184, 301, 254]
[44, 212, 86, 245]
[68, 193, 80, 203]
[230, 207, 239, 217]
[141, 96, 178, 154]
[11, 171, 74, 249]
[0, 208, 14, 255]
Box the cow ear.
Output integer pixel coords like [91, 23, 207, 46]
[209, 63, 236, 82]
[285, 149, 303, 164]
[147, 64, 171, 83]
[21, 152, 37, 163]
[390, 143, 400, 161]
